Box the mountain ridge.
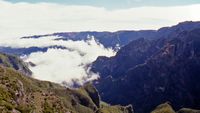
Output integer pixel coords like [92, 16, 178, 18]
[1, 21, 200, 57]
[91, 27, 200, 113]
[0, 61, 133, 113]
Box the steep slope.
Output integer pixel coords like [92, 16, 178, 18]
[91, 38, 164, 78]
[92, 28, 200, 113]
[0, 53, 32, 76]
[91, 21, 200, 79]
[0, 65, 133, 113]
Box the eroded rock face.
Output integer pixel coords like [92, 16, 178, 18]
[92, 29, 200, 113]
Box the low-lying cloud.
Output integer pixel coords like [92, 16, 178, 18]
[0, 36, 115, 86]
[0, 0, 200, 38]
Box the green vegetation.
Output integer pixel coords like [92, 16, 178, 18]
[151, 102, 176, 113]
[1, 53, 199, 113]
[0, 64, 132, 113]
[0, 53, 16, 68]
[98, 105, 133, 113]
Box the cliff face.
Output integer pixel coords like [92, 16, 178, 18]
[0, 62, 133, 113]
[91, 28, 200, 113]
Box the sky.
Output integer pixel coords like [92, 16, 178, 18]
[6, 0, 200, 9]
[0, 0, 200, 86]
[0, 0, 200, 38]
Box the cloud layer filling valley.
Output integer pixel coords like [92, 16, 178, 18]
[0, 36, 115, 86]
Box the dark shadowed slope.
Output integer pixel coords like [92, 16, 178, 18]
[91, 28, 200, 113]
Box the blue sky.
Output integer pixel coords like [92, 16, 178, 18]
[6, 0, 200, 9]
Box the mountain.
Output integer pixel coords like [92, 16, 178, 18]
[22, 21, 200, 49]
[151, 102, 200, 113]
[0, 54, 133, 113]
[0, 52, 199, 113]
[91, 21, 200, 79]
[0, 46, 66, 56]
[1, 21, 200, 56]
[0, 53, 32, 76]
[91, 37, 163, 78]
[0, 21, 200, 113]
[91, 28, 200, 113]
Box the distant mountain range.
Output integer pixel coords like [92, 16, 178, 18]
[1, 21, 200, 56]
[91, 24, 200, 113]
[21, 21, 200, 49]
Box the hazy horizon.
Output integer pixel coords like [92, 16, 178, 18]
[0, 0, 200, 38]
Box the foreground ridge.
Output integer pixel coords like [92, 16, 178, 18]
[0, 64, 133, 113]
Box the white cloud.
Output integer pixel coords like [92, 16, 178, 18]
[0, 0, 200, 38]
[1, 35, 115, 86]
[0, 0, 200, 86]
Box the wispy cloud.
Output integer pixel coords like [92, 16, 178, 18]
[0, 0, 200, 38]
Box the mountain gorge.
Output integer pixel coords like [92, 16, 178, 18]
[91, 25, 200, 113]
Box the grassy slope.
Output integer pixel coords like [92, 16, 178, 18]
[0, 65, 132, 113]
